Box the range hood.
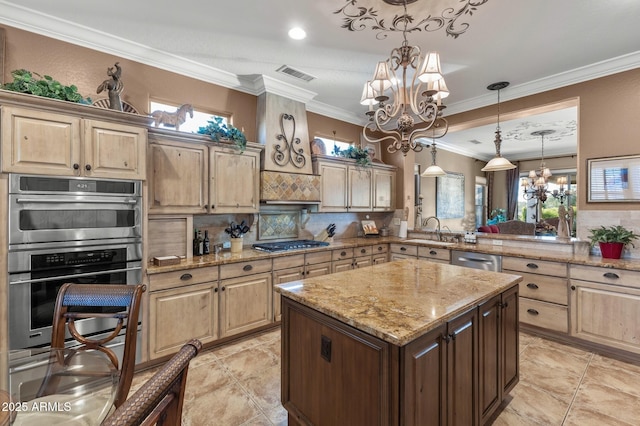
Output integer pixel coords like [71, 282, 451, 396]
[256, 89, 321, 204]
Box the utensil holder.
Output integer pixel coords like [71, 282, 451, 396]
[230, 237, 243, 253]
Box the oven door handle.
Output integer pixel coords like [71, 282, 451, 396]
[9, 266, 142, 285]
[16, 198, 138, 204]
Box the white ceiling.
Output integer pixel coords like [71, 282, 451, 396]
[1, 0, 639, 160]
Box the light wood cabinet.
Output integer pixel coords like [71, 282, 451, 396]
[148, 138, 208, 213]
[570, 265, 640, 355]
[1, 106, 146, 179]
[372, 243, 389, 264]
[390, 243, 418, 261]
[312, 156, 396, 212]
[147, 266, 219, 360]
[418, 246, 450, 264]
[210, 146, 260, 213]
[503, 256, 568, 333]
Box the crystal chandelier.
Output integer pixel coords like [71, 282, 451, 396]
[481, 82, 516, 171]
[360, 0, 449, 156]
[521, 130, 554, 202]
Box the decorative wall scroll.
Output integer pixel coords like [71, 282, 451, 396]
[588, 155, 640, 202]
[436, 172, 465, 219]
[273, 113, 306, 168]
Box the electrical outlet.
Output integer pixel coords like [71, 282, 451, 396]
[493, 239, 503, 246]
[393, 218, 401, 226]
[222, 241, 231, 249]
[321, 335, 332, 362]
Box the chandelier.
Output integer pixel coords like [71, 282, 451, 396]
[481, 82, 516, 171]
[552, 175, 572, 205]
[521, 130, 554, 202]
[360, 0, 449, 156]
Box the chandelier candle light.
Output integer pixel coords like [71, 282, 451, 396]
[361, 0, 450, 156]
[521, 130, 554, 203]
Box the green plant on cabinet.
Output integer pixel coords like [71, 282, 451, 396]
[2, 69, 92, 103]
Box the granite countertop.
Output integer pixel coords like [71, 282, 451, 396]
[276, 258, 522, 346]
[147, 236, 640, 274]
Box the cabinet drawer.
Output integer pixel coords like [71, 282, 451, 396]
[503, 256, 567, 277]
[509, 271, 568, 305]
[273, 254, 304, 270]
[372, 244, 388, 254]
[570, 265, 640, 289]
[220, 259, 272, 279]
[148, 266, 218, 292]
[332, 248, 354, 261]
[418, 246, 451, 261]
[305, 250, 332, 265]
[354, 246, 373, 257]
[390, 244, 417, 257]
[519, 298, 568, 333]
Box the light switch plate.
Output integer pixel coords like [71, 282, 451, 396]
[393, 218, 401, 226]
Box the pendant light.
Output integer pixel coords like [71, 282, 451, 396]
[481, 81, 516, 172]
[421, 135, 446, 177]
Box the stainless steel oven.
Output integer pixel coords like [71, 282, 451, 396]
[8, 174, 143, 354]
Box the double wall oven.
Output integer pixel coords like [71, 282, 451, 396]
[8, 174, 143, 357]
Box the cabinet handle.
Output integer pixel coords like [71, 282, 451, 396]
[499, 302, 509, 309]
[527, 308, 539, 316]
[603, 272, 620, 279]
[243, 264, 253, 272]
[378, 246, 383, 251]
[443, 334, 451, 343]
[361, 248, 366, 254]
[429, 250, 437, 255]
[449, 332, 456, 341]
[341, 251, 347, 256]
[221, 286, 226, 291]
[180, 273, 193, 281]
[301, 271, 306, 276]
[85, 164, 92, 171]
[571, 285, 576, 291]
[400, 247, 407, 251]
[211, 204, 215, 209]
[526, 263, 539, 269]
[526, 283, 539, 289]
[73, 163, 80, 170]
[214, 287, 218, 292]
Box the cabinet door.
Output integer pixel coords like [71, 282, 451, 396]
[220, 272, 272, 338]
[84, 119, 147, 180]
[373, 168, 395, 211]
[148, 141, 208, 213]
[570, 279, 640, 354]
[501, 285, 519, 395]
[353, 255, 372, 269]
[317, 162, 348, 212]
[210, 148, 259, 213]
[305, 261, 332, 278]
[273, 266, 304, 322]
[402, 323, 447, 426]
[332, 258, 354, 274]
[478, 295, 501, 423]
[1, 106, 81, 175]
[348, 167, 372, 211]
[447, 308, 478, 426]
[149, 281, 218, 359]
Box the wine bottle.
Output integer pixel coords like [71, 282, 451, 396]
[203, 230, 210, 255]
[197, 230, 204, 256]
[193, 229, 202, 256]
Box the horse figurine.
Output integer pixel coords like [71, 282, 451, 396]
[150, 104, 194, 131]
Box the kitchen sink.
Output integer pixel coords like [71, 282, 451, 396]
[403, 239, 456, 247]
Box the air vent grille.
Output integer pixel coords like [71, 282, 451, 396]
[276, 65, 316, 82]
[468, 139, 482, 145]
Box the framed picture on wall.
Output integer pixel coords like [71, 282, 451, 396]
[587, 155, 640, 202]
[363, 141, 384, 163]
[436, 172, 465, 218]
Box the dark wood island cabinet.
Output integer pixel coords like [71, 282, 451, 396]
[277, 258, 521, 426]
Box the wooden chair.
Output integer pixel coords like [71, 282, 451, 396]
[102, 339, 202, 426]
[41, 283, 145, 408]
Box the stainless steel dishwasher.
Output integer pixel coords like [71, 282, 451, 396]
[451, 250, 502, 272]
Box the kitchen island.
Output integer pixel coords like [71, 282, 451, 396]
[276, 258, 522, 426]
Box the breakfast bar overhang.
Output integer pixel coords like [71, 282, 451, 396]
[276, 258, 523, 426]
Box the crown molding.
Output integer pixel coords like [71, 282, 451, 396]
[306, 99, 364, 126]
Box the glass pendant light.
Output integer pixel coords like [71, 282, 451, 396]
[482, 81, 516, 172]
[421, 135, 446, 177]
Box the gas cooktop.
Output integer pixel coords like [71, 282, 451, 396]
[252, 239, 330, 252]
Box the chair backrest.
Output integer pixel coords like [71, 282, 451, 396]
[489, 225, 500, 233]
[477, 225, 492, 233]
[48, 283, 145, 408]
[102, 339, 202, 426]
[497, 220, 535, 235]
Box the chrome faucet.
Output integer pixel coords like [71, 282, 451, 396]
[422, 216, 441, 241]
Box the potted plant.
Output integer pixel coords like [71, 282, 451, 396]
[332, 145, 372, 167]
[197, 116, 247, 152]
[2, 69, 92, 104]
[588, 225, 639, 259]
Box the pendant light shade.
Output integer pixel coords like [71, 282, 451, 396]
[421, 141, 446, 177]
[481, 81, 516, 172]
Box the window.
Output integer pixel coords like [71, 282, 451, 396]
[149, 100, 228, 133]
[314, 136, 351, 155]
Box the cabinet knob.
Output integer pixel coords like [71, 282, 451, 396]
[400, 247, 407, 251]
[221, 286, 226, 291]
[85, 164, 92, 171]
[361, 248, 366, 254]
[214, 287, 218, 292]
[211, 205, 215, 209]
[603, 272, 620, 279]
[526, 283, 539, 290]
[527, 308, 539, 316]
[526, 263, 539, 269]
[243, 264, 253, 272]
[429, 250, 437, 255]
[571, 285, 576, 291]
[442, 334, 451, 343]
[180, 273, 192, 281]
[378, 246, 383, 251]
[341, 251, 347, 257]
[73, 163, 80, 170]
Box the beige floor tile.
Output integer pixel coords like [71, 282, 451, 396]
[220, 346, 280, 381]
[520, 340, 591, 378]
[569, 380, 640, 425]
[240, 414, 274, 425]
[182, 381, 262, 426]
[563, 405, 638, 426]
[581, 358, 640, 398]
[184, 359, 236, 402]
[518, 357, 582, 402]
[493, 381, 570, 425]
[239, 363, 282, 411]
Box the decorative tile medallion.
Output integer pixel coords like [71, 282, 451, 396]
[258, 212, 299, 240]
[260, 171, 321, 202]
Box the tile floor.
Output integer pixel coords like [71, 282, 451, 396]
[130, 328, 640, 425]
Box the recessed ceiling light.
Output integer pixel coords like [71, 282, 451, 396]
[288, 27, 306, 40]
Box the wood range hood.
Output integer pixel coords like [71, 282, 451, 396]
[257, 91, 320, 205]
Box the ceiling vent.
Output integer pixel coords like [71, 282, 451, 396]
[276, 65, 316, 82]
[468, 139, 483, 145]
